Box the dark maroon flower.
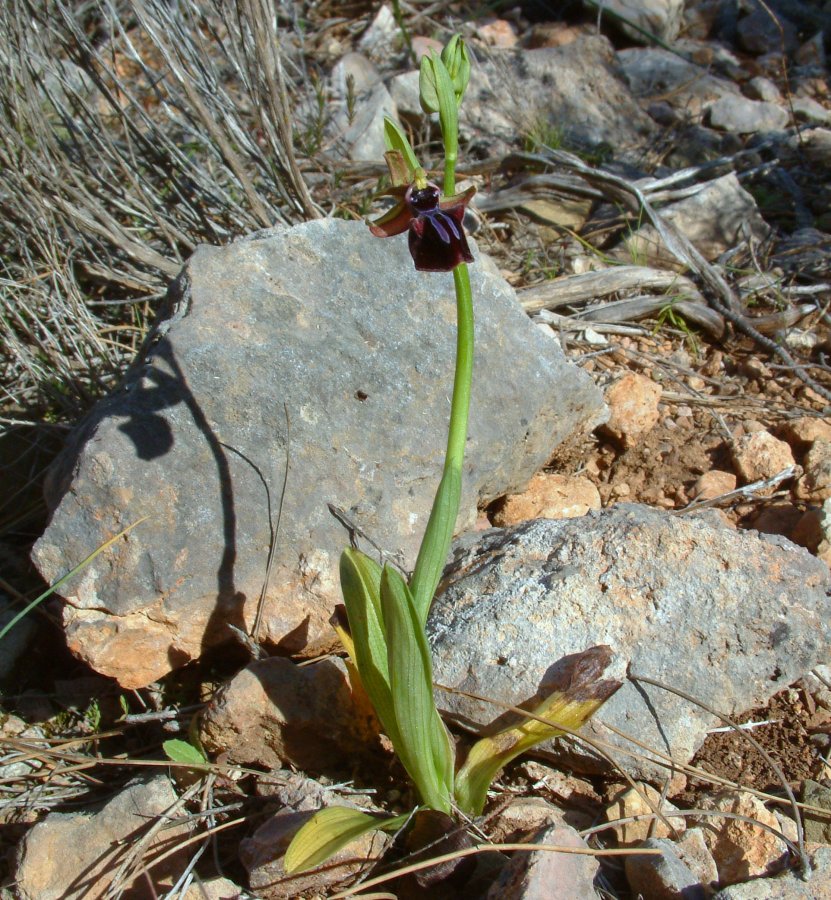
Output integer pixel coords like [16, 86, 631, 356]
[369, 180, 475, 273]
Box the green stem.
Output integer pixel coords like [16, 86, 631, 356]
[409, 54, 471, 623]
[446, 264, 472, 470]
[409, 262, 473, 623]
[443, 149, 457, 199]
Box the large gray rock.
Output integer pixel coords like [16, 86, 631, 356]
[462, 36, 655, 159]
[33, 219, 603, 687]
[428, 505, 831, 781]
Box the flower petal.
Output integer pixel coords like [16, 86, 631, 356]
[439, 184, 476, 211]
[368, 199, 413, 238]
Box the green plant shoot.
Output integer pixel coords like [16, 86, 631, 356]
[285, 36, 620, 876]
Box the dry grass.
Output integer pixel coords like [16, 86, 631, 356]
[0, 0, 319, 432]
[2, 673, 827, 896]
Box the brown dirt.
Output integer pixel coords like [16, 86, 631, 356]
[684, 688, 831, 797]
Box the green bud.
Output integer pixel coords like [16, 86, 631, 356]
[441, 34, 470, 105]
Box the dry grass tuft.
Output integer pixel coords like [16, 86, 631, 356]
[0, 0, 319, 430]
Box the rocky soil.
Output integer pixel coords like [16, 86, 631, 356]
[2, 1, 831, 898]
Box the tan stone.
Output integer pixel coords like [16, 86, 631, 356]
[241, 805, 390, 900]
[491, 473, 602, 526]
[675, 827, 719, 889]
[527, 22, 585, 48]
[199, 657, 382, 772]
[795, 440, 831, 501]
[475, 18, 518, 48]
[693, 790, 788, 886]
[778, 416, 831, 453]
[601, 373, 662, 448]
[519, 196, 593, 231]
[691, 470, 737, 501]
[183, 877, 243, 899]
[792, 507, 824, 551]
[14, 776, 192, 900]
[411, 36, 443, 59]
[487, 797, 566, 844]
[731, 431, 796, 485]
[604, 784, 685, 847]
[750, 502, 803, 538]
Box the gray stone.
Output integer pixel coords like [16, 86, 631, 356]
[339, 81, 396, 160]
[676, 828, 720, 890]
[707, 96, 789, 133]
[617, 47, 738, 119]
[613, 173, 769, 268]
[0, 716, 47, 785]
[773, 228, 831, 280]
[388, 70, 422, 118]
[428, 505, 831, 781]
[462, 37, 655, 160]
[33, 219, 604, 688]
[356, 4, 397, 62]
[745, 77, 781, 103]
[584, 0, 685, 42]
[329, 53, 396, 161]
[791, 96, 831, 126]
[803, 780, 831, 845]
[14, 775, 192, 899]
[626, 838, 707, 899]
[785, 128, 831, 168]
[737, 9, 799, 56]
[486, 823, 599, 899]
[712, 847, 831, 898]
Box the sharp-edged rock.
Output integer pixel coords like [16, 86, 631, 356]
[428, 504, 831, 782]
[32, 219, 604, 688]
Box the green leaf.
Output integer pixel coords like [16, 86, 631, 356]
[419, 50, 439, 114]
[383, 117, 420, 176]
[409, 466, 461, 624]
[339, 549, 401, 751]
[454, 646, 621, 816]
[380, 565, 453, 813]
[163, 739, 208, 766]
[284, 806, 411, 874]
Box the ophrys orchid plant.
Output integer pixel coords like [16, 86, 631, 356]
[285, 36, 620, 876]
